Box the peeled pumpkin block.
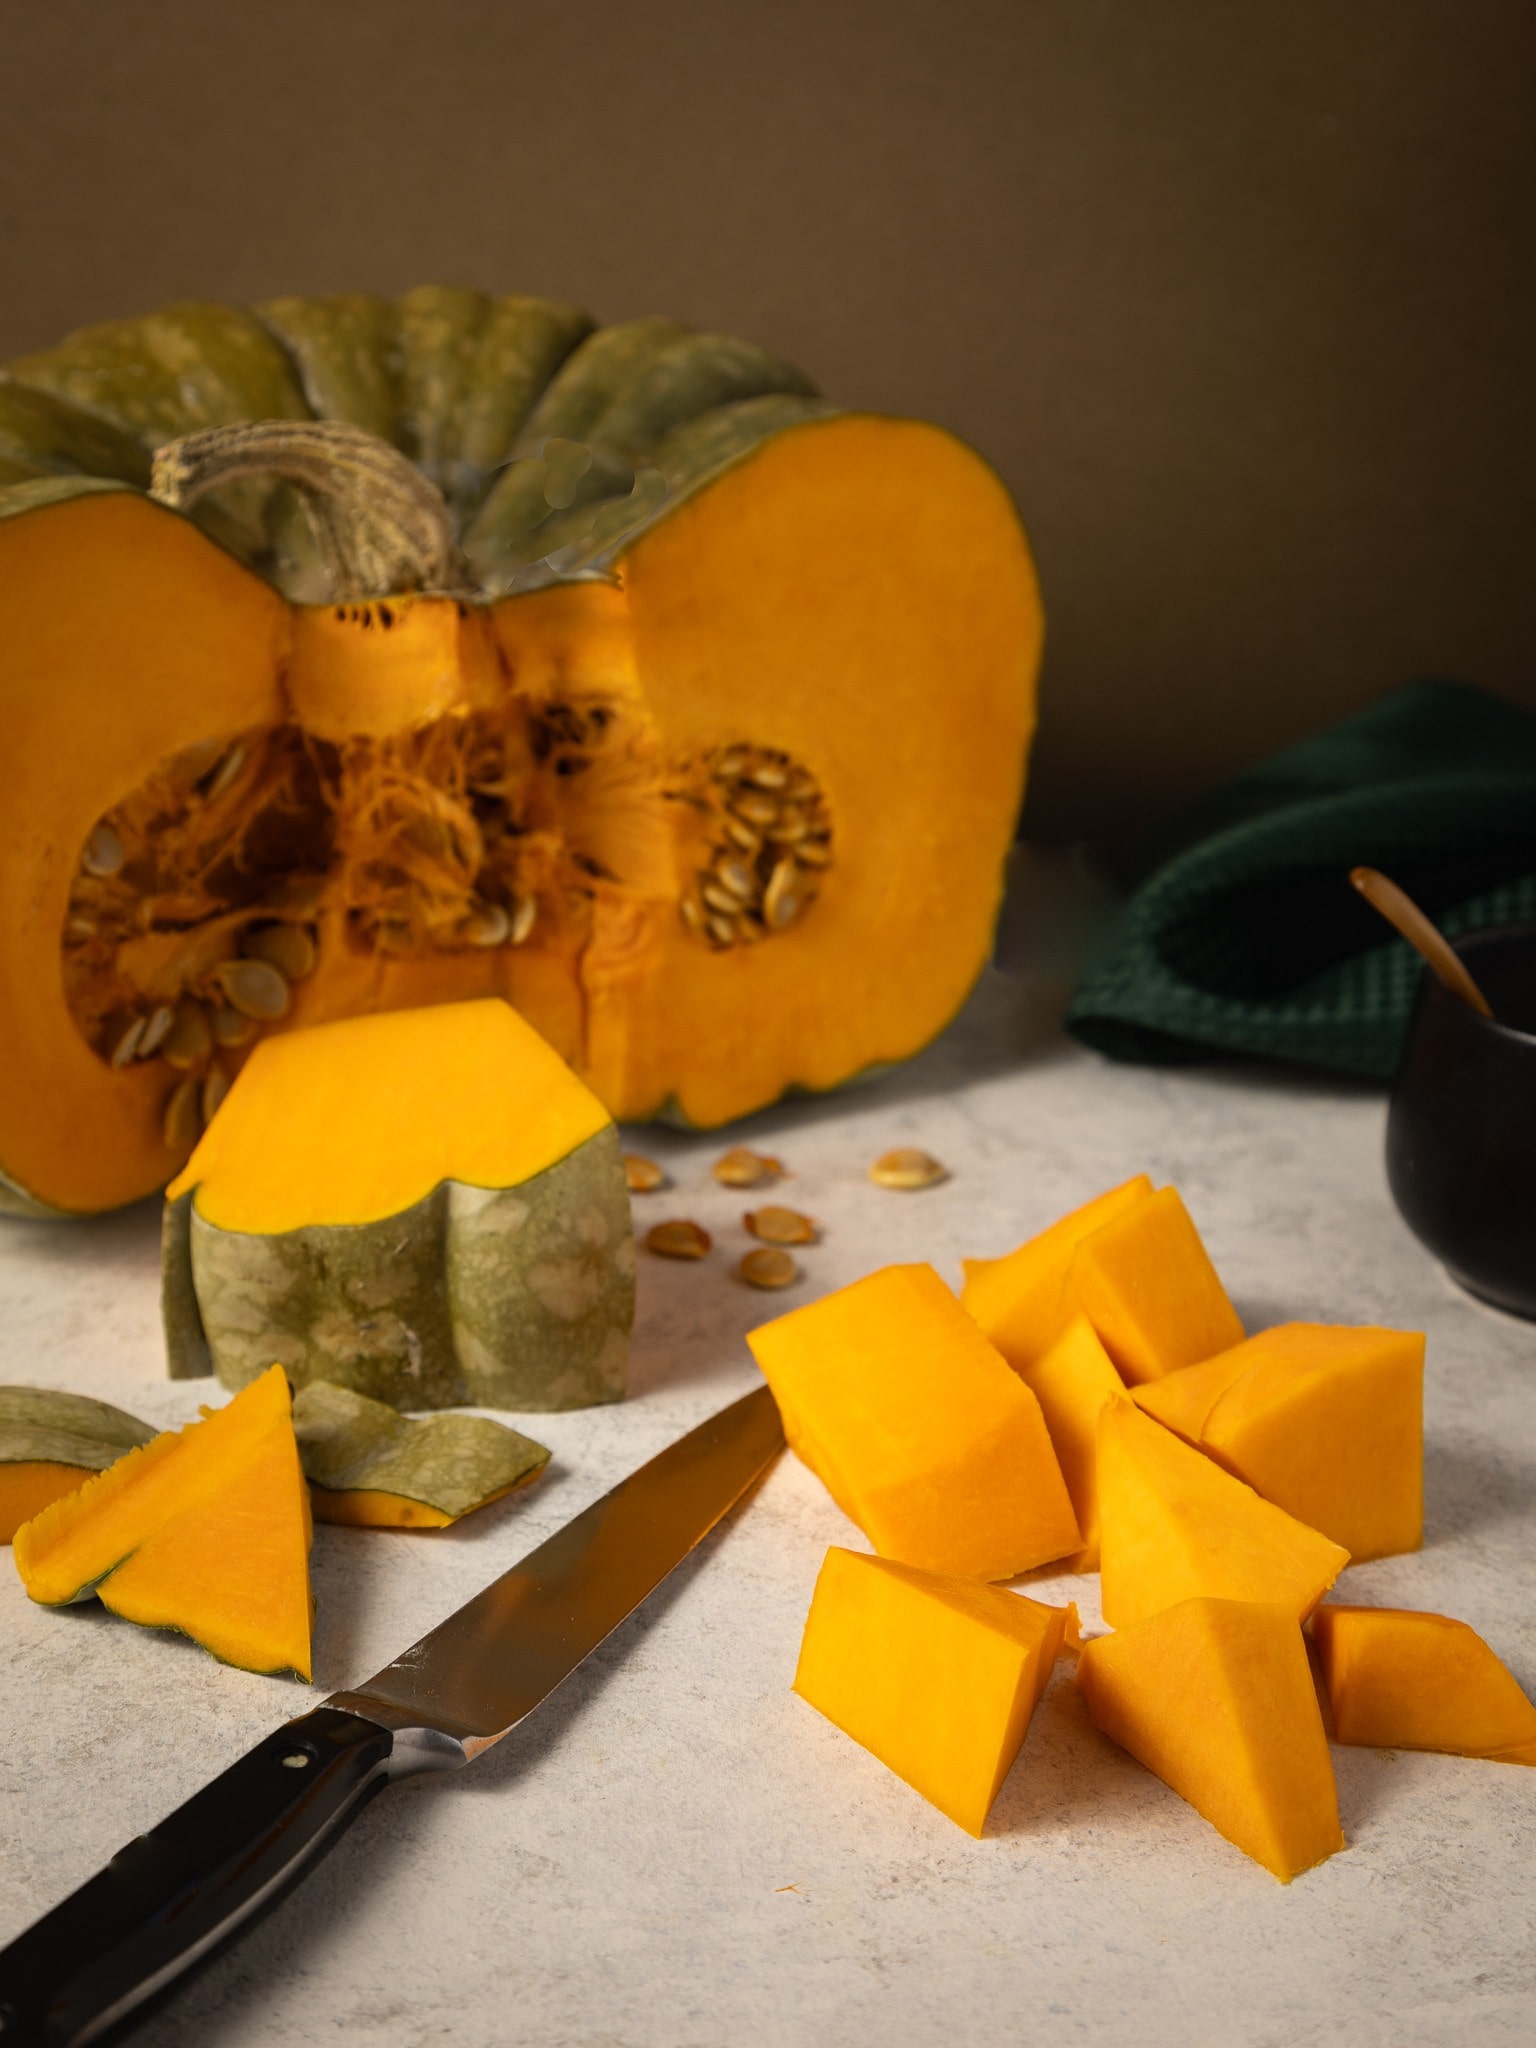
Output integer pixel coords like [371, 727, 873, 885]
[13, 1364, 312, 1679]
[794, 1545, 1072, 1836]
[1312, 1605, 1536, 1764]
[1077, 1597, 1344, 1882]
[961, 1174, 1155, 1368]
[1017, 1313, 1125, 1570]
[293, 1380, 550, 1529]
[161, 997, 633, 1411]
[0, 291, 1043, 1224]
[1065, 1185, 1244, 1386]
[0, 1386, 156, 1542]
[1133, 1323, 1423, 1562]
[1097, 1398, 1349, 1630]
[747, 1263, 1080, 1580]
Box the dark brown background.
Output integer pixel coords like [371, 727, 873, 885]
[4, 0, 1533, 842]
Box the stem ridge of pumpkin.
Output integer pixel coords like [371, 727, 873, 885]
[150, 419, 470, 600]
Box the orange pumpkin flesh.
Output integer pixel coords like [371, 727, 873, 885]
[1312, 1605, 1536, 1763]
[0, 411, 1039, 1216]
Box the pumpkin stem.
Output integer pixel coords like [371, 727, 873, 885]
[150, 420, 470, 599]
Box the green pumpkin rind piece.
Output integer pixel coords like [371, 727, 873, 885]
[0, 1387, 157, 1471]
[161, 1190, 213, 1379]
[255, 292, 405, 445]
[176, 1125, 633, 1412]
[292, 1380, 550, 1520]
[0, 377, 152, 486]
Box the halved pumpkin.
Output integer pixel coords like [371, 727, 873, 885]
[0, 290, 1041, 1216]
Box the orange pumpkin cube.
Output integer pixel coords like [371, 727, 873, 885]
[1066, 1186, 1244, 1385]
[1017, 1312, 1125, 1570]
[794, 1545, 1071, 1835]
[1078, 1596, 1344, 1881]
[1312, 1605, 1536, 1763]
[1134, 1322, 1423, 1561]
[961, 1174, 1154, 1369]
[1097, 1398, 1348, 1629]
[748, 1263, 1081, 1579]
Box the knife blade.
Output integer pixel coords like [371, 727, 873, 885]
[0, 1383, 782, 2048]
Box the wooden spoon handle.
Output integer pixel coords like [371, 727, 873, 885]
[1350, 866, 1495, 1018]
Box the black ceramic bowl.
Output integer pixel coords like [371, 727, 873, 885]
[1386, 921, 1536, 1317]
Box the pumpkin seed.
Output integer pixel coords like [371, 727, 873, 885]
[733, 791, 780, 828]
[201, 1063, 230, 1124]
[739, 1247, 798, 1289]
[744, 1204, 819, 1246]
[138, 1005, 175, 1057]
[680, 897, 704, 933]
[65, 915, 97, 942]
[746, 761, 789, 791]
[462, 902, 511, 947]
[706, 912, 738, 946]
[869, 1147, 949, 1190]
[110, 1015, 147, 1068]
[714, 857, 756, 901]
[509, 895, 537, 945]
[623, 1153, 667, 1193]
[645, 1218, 712, 1259]
[763, 859, 802, 931]
[244, 921, 319, 981]
[161, 999, 213, 1069]
[701, 881, 741, 916]
[211, 1003, 256, 1048]
[205, 744, 247, 799]
[724, 817, 761, 855]
[713, 1145, 784, 1188]
[714, 749, 748, 779]
[214, 956, 292, 1020]
[794, 838, 832, 867]
[81, 823, 124, 878]
[162, 1074, 202, 1153]
[768, 810, 808, 844]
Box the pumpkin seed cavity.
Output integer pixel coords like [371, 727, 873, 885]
[681, 744, 833, 951]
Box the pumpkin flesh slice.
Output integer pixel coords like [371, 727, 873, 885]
[1017, 1313, 1125, 1571]
[794, 1545, 1071, 1836]
[961, 1174, 1155, 1369]
[13, 1364, 312, 1679]
[1311, 1605, 1536, 1763]
[0, 1386, 158, 1541]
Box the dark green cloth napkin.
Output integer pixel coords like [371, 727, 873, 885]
[1066, 683, 1536, 1078]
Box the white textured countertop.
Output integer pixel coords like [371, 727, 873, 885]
[3, 914, 1535, 2045]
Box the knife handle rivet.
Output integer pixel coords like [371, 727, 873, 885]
[279, 1750, 313, 1770]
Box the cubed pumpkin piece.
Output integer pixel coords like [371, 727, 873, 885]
[1066, 1186, 1244, 1385]
[1097, 1398, 1348, 1629]
[961, 1174, 1155, 1368]
[1134, 1323, 1423, 1562]
[1078, 1596, 1344, 1881]
[0, 1387, 156, 1542]
[1312, 1605, 1536, 1763]
[1018, 1313, 1124, 1569]
[13, 1364, 312, 1679]
[794, 1545, 1071, 1835]
[748, 1263, 1081, 1579]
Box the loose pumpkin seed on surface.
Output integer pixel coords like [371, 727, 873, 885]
[623, 1153, 668, 1193]
[740, 1247, 798, 1289]
[713, 1145, 784, 1188]
[645, 1218, 712, 1259]
[869, 1147, 949, 1190]
[744, 1205, 819, 1246]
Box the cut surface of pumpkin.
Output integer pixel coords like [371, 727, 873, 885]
[293, 1379, 550, 1528]
[1018, 1313, 1125, 1571]
[13, 1364, 312, 1679]
[1077, 1596, 1344, 1882]
[748, 1263, 1081, 1580]
[1065, 1186, 1245, 1385]
[0, 1386, 156, 1542]
[161, 998, 634, 1411]
[794, 1545, 1071, 1836]
[1096, 1398, 1348, 1630]
[961, 1174, 1154, 1370]
[1134, 1322, 1423, 1562]
[1311, 1605, 1536, 1764]
[0, 291, 1043, 1217]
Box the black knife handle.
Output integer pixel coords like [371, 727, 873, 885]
[0, 1707, 397, 2048]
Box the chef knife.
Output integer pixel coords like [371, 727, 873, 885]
[0, 1382, 783, 2048]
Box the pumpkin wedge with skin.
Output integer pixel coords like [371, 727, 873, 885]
[293, 1380, 550, 1529]
[0, 290, 1041, 1218]
[1065, 1186, 1244, 1386]
[794, 1546, 1072, 1836]
[13, 1364, 312, 1679]
[1077, 1597, 1345, 1882]
[961, 1174, 1154, 1369]
[0, 1387, 156, 1542]
[1133, 1323, 1424, 1562]
[1016, 1313, 1125, 1570]
[1311, 1605, 1536, 1764]
[1097, 1398, 1348, 1629]
[163, 998, 633, 1411]
[749, 1263, 1080, 1580]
